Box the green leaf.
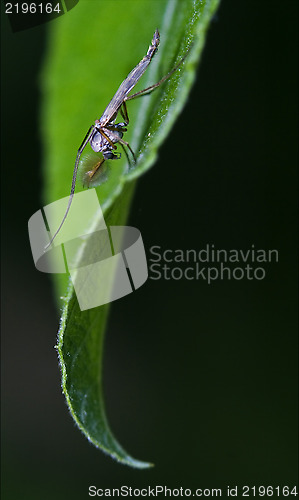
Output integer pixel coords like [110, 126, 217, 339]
[41, 0, 220, 467]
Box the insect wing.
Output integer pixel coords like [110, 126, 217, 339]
[99, 30, 160, 126]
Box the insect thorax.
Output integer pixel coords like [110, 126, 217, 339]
[89, 126, 123, 154]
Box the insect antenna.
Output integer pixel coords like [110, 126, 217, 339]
[44, 153, 81, 250]
[44, 125, 95, 250]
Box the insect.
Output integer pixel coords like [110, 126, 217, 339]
[46, 29, 190, 248]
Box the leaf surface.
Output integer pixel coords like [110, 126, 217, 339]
[41, 0, 220, 467]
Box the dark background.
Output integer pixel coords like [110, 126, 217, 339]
[1, 0, 298, 498]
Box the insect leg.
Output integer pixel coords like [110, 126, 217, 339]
[120, 101, 130, 125]
[125, 46, 191, 102]
[119, 143, 131, 167]
[105, 123, 127, 133]
[101, 127, 136, 163]
[98, 128, 117, 150]
[118, 137, 136, 162]
[45, 125, 95, 249]
[83, 157, 106, 186]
